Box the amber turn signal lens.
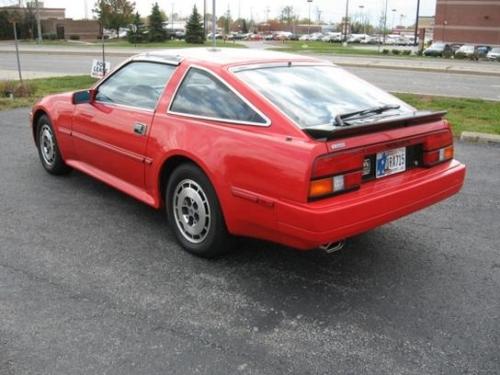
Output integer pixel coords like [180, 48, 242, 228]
[309, 178, 333, 198]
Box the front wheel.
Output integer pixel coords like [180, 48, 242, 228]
[166, 163, 232, 258]
[36, 115, 71, 175]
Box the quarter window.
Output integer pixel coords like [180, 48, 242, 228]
[95, 62, 176, 110]
[170, 68, 267, 124]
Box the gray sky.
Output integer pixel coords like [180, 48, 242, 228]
[42, 0, 436, 26]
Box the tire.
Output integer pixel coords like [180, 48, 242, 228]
[36, 115, 71, 175]
[166, 163, 232, 258]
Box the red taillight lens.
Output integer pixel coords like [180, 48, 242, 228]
[312, 152, 364, 179]
[423, 130, 453, 151]
[423, 130, 454, 167]
[310, 151, 363, 199]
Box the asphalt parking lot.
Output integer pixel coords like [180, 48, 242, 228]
[0, 108, 499, 374]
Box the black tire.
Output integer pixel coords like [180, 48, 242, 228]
[36, 115, 71, 175]
[166, 163, 232, 258]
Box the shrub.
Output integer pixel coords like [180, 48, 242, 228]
[382, 49, 389, 55]
[443, 50, 453, 59]
[42, 32, 57, 40]
[402, 50, 412, 55]
[392, 49, 400, 55]
[0, 81, 36, 98]
[69, 34, 80, 40]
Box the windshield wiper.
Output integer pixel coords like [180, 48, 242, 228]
[334, 104, 401, 127]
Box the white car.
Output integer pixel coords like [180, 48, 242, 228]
[299, 34, 311, 41]
[487, 47, 500, 61]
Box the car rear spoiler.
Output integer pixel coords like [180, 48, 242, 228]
[304, 111, 448, 140]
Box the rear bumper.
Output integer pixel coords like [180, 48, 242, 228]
[275, 160, 466, 250]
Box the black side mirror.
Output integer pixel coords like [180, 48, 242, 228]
[72, 89, 95, 105]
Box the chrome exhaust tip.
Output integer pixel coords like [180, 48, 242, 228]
[320, 240, 346, 254]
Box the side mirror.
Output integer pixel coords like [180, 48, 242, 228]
[72, 89, 95, 105]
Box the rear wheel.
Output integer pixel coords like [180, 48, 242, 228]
[36, 115, 71, 175]
[166, 163, 232, 258]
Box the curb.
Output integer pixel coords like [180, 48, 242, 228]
[460, 131, 500, 145]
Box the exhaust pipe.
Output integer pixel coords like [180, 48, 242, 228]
[320, 240, 346, 254]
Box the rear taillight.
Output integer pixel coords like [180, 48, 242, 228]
[423, 130, 454, 167]
[309, 152, 363, 199]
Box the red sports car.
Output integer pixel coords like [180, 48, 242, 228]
[31, 49, 466, 257]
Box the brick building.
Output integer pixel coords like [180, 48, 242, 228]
[1, 4, 99, 40]
[433, 0, 500, 46]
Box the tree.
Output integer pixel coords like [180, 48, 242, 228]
[280, 6, 296, 25]
[185, 5, 204, 44]
[93, 0, 135, 37]
[148, 2, 166, 42]
[241, 19, 248, 34]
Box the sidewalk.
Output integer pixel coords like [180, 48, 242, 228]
[2, 43, 500, 76]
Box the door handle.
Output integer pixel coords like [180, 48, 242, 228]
[133, 123, 147, 136]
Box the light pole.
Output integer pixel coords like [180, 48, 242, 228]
[203, 0, 207, 38]
[414, 0, 421, 47]
[212, 0, 216, 49]
[343, 0, 349, 43]
[307, 0, 313, 35]
[383, 0, 388, 45]
[358, 5, 365, 34]
[391, 8, 397, 30]
[35, 0, 42, 43]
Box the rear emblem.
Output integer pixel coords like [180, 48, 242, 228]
[331, 142, 346, 150]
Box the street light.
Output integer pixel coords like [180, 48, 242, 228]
[358, 5, 365, 34]
[307, 0, 313, 35]
[414, 0, 421, 47]
[343, 0, 349, 43]
[392, 8, 397, 30]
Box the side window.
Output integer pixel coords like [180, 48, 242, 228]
[170, 68, 268, 125]
[95, 62, 176, 110]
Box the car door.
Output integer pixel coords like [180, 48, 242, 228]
[72, 61, 177, 189]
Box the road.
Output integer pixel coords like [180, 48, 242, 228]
[0, 108, 499, 374]
[1, 52, 500, 100]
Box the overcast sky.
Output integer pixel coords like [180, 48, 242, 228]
[41, 0, 436, 26]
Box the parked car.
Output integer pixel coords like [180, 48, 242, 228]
[423, 42, 452, 57]
[487, 47, 500, 61]
[322, 32, 342, 43]
[31, 49, 465, 257]
[475, 45, 491, 58]
[299, 34, 310, 41]
[454, 45, 476, 59]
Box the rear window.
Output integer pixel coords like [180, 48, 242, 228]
[235, 65, 412, 129]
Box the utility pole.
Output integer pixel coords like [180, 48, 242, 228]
[35, 0, 42, 43]
[414, 0, 421, 47]
[343, 0, 349, 43]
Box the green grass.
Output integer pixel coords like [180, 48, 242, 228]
[0, 75, 97, 111]
[1, 76, 498, 136]
[270, 41, 387, 56]
[21, 39, 246, 49]
[396, 93, 500, 135]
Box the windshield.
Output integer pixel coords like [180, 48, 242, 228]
[430, 43, 445, 49]
[235, 65, 412, 129]
[491, 48, 500, 53]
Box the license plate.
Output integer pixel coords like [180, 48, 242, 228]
[376, 147, 406, 178]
